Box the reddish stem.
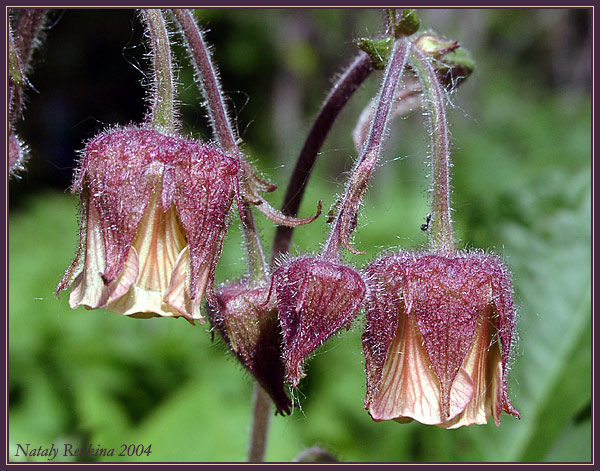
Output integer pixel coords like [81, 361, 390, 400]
[271, 53, 373, 263]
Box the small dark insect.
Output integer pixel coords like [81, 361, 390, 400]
[421, 213, 431, 231]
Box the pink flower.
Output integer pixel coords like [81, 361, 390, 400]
[272, 256, 366, 387]
[208, 281, 292, 415]
[57, 127, 239, 323]
[363, 251, 520, 428]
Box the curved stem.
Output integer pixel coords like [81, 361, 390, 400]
[172, 9, 267, 280]
[172, 8, 238, 152]
[322, 38, 410, 258]
[247, 384, 272, 462]
[140, 9, 176, 132]
[410, 44, 455, 253]
[271, 53, 373, 263]
[173, 11, 271, 459]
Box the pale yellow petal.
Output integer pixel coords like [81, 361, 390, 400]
[441, 307, 502, 429]
[104, 189, 193, 320]
[69, 202, 107, 309]
[162, 246, 207, 323]
[132, 192, 187, 292]
[369, 312, 473, 425]
[163, 246, 192, 318]
[101, 246, 140, 306]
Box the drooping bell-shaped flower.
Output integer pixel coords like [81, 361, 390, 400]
[363, 251, 520, 428]
[56, 127, 239, 323]
[207, 280, 292, 415]
[272, 256, 366, 387]
[265, 37, 409, 389]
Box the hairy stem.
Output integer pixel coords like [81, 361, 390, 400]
[172, 8, 267, 280]
[410, 44, 455, 253]
[140, 9, 176, 132]
[322, 38, 410, 258]
[172, 8, 238, 152]
[247, 384, 272, 462]
[237, 196, 268, 281]
[271, 53, 373, 263]
[173, 10, 270, 459]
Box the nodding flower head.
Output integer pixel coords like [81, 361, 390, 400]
[363, 250, 520, 428]
[57, 126, 239, 323]
[272, 256, 366, 387]
[207, 280, 292, 415]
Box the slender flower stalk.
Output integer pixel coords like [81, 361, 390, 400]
[171, 9, 272, 461]
[171, 8, 318, 281]
[362, 33, 519, 428]
[140, 9, 177, 132]
[271, 52, 373, 262]
[171, 8, 265, 279]
[268, 36, 410, 392]
[322, 38, 410, 259]
[409, 43, 454, 252]
[172, 8, 238, 152]
[247, 385, 272, 462]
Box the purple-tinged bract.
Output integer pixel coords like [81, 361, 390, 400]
[207, 281, 292, 415]
[272, 256, 366, 387]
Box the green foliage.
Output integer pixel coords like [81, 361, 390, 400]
[8, 8, 590, 463]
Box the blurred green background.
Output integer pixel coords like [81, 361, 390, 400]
[8, 8, 591, 463]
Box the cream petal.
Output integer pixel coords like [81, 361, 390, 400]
[163, 246, 207, 323]
[106, 247, 182, 318]
[101, 246, 140, 306]
[69, 200, 156, 313]
[133, 195, 187, 292]
[190, 261, 210, 322]
[106, 284, 182, 318]
[441, 308, 503, 429]
[106, 245, 183, 318]
[104, 191, 195, 320]
[69, 202, 107, 309]
[163, 246, 192, 318]
[369, 312, 473, 425]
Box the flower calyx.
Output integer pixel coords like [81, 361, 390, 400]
[272, 256, 366, 387]
[363, 250, 520, 428]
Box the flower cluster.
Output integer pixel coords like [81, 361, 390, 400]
[55, 9, 520, 429]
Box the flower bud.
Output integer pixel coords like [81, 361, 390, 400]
[414, 32, 475, 89]
[272, 256, 366, 387]
[57, 127, 239, 323]
[388, 9, 420, 37]
[363, 251, 520, 428]
[207, 281, 291, 415]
